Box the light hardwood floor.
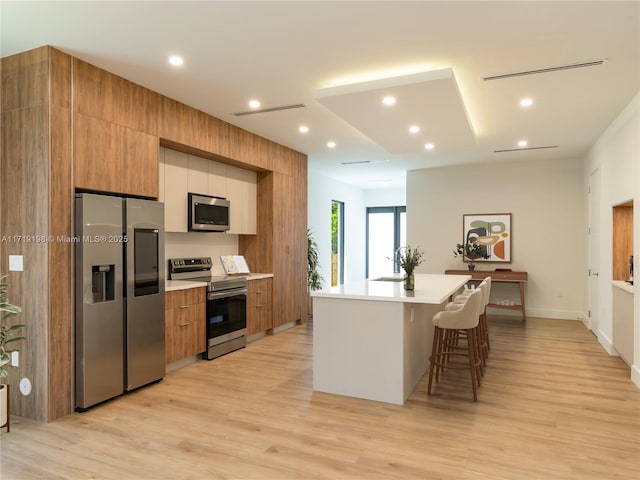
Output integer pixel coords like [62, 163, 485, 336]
[1, 317, 639, 480]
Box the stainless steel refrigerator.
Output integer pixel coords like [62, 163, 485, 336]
[75, 193, 165, 410]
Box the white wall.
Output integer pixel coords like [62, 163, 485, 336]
[584, 92, 640, 387]
[407, 157, 586, 319]
[308, 172, 366, 286]
[165, 233, 239, 277]
[364, 187, 406, 207]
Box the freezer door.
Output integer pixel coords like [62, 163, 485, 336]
[125, 198, 166, 390]
[75, 194, 125, 409]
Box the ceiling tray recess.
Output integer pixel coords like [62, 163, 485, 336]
[314, 68, 476, 154]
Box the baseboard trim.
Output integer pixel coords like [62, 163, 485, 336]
[273, 321, 297, 334]
[596, 330, 617, 355]
[632, 365, 640, 390]
[528, 308, 583, 320]
[487, 307, 583, 320]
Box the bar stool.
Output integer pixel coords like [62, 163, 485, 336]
[427, 288, 483, 401]
[451, 278, 491, 366]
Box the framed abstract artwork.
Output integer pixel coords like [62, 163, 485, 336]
[462, 213, 511, 263]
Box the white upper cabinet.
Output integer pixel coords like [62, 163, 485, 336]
[187, 155, 209, 196]
[225, 165, 257, 235]
[160, 147, 257, 234]
[163, 148, 189, 233]
[208, 161, 227, 198]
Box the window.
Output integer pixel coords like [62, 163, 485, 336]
[331, 201, 344, 286]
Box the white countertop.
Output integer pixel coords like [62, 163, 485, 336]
[311, 273, 471, 304]
[166, 280, 208, 292]
[166, 273, 273, 292]
[612, 280, 634, 294]
[246, 273, 274, 281]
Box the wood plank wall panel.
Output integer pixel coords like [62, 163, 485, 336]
[157, 94, 288, 174]
[74, 113, 158, 197]
[612, 205, 633, 281]
[1, 56, 50, 421]
[270, 168, 307, 328]
[206, 115, 232, 160]
[239, 154, 307, 329]
[239, 172, 275, 274]
[48, 48, 73, 420]
[73, 113, 121, 193]
[73, 58, 160, 135]
[292, 153, 308, 321]
[159, 97, 210, 155]
[0, 47, 48, 111]
[73, 58, 159, 198]
[119, 126, 159, 198]
[256, 137, 275, 172]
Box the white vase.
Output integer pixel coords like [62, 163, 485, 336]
[0, 384, 8, 430]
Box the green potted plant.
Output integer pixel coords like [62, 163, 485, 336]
[395, 245, 424, 291]
[1, 273, 25, 431]
[454, 241, 489, 270]
[307, 229, 323, 291]
[307, 230, 323, 316]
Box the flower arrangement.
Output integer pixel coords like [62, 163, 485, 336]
[395, 245, 424, 276]
[453, 241, 489, 269]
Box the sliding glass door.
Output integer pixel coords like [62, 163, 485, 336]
[366, 206, 406, 278]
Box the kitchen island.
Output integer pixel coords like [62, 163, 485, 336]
[311, 274, 470, 405]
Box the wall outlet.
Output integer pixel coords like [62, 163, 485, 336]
[9, 255, 23, 271]
[10, 350, 19, 367]
[19, 377, 31, 396]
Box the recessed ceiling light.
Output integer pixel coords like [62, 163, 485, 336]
[299, 125, 309, 133]
[327, 141, 336, 148]
[382, 96, 396, 106]
[409, 125, 420, 133]
[520, 98, 533, 107]
[424, 143, 435, 150]
[518, 140, 528, 147]
[168, 55, 183, 66]
[249, 100, 261, 109]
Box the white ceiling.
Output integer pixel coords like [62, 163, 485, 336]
[2, 1, 638, 189]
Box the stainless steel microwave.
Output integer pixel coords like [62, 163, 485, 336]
[188, 193, 230, 232]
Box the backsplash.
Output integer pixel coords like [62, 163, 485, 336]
[165, 232, 239, 277]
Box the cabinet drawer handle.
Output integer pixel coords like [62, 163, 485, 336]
[179, 322, 191, 327]
[256, 291, 262, 295]
[256, 305, 262, 308]
[179, 305, 189, 309]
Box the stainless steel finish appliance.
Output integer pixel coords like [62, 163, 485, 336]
[75, 193, 165, 411]
[168, 257, 247, 360]
[188, 193, 230, 232]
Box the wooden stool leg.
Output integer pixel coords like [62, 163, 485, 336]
[467, 328, 478, 401]
[427, 326, 441, 395]
[483, 310, 491, 352]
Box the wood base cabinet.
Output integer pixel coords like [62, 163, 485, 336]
[165, 287, 206, 365]
[247, 278, 273, 335]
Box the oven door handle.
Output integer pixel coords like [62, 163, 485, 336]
[207, 289, 247, 300]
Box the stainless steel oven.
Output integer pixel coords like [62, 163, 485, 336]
[168, 257, 247, 360]
[205, 277, 247, 360]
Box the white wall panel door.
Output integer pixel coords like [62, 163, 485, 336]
[589, 167, 602, 334]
